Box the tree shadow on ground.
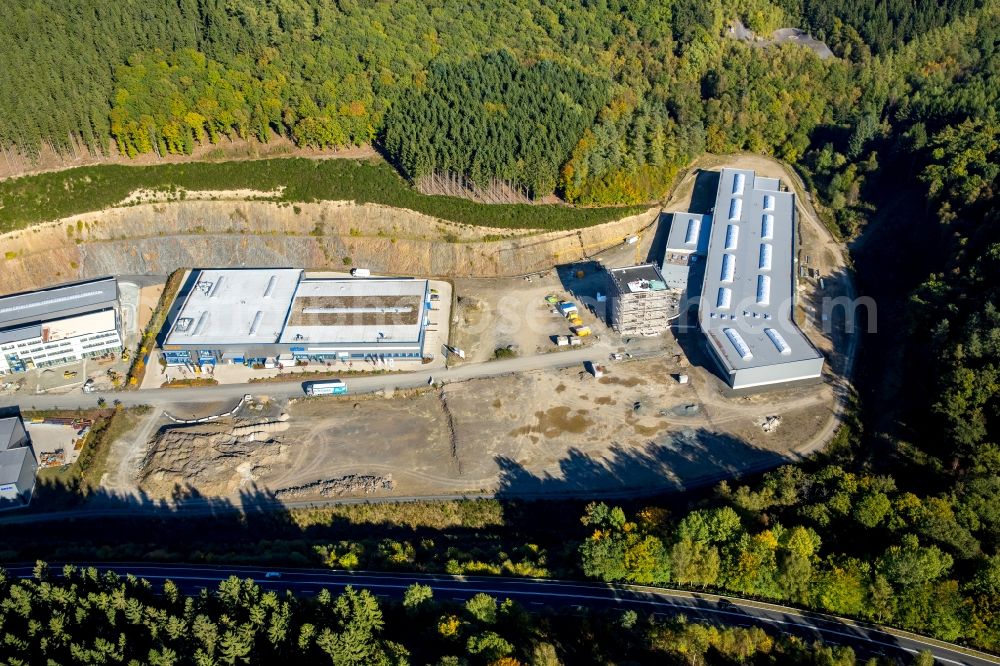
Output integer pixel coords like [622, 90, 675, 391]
[495, 428, 792, 500]
[1, 472, 593, 575]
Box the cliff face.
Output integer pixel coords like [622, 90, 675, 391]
[0, 199, 658, 292]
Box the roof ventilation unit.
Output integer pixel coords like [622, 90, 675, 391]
[759, 244, 772, 271]
[724, 224, 739, 251]
[717, 287, 732, 310]
[248, 311, 264, 336]
[684, 217, 701, 245]
[209, 276, 224, 298]
[756, 274, 771, 306]
[763, 194, 775, 211]
[720, 253, 735, 282]
[761, 214, 774, 240]
[263, 275, 277, 298]
[193, 311, 210, 336]
[729, 197, 743, 221]
[732, 173, 746, 196]
[765, 328, 792, 355]
[724, 327, 753, 361]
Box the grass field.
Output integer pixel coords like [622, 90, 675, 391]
[0, 157, 644, 233]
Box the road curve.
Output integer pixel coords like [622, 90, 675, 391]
[4, 563, 996, 666]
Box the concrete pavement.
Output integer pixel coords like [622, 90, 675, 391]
[5, 563, 996, 666]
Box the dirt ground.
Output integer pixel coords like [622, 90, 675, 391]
[101, 152, 849, 503]
[448, 222, 659, 365]
[130, 355, 830, 500]
[449, 272, 606, 364]
[137, 284, 163, 334]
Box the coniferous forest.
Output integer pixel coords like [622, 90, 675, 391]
[0, 563, 893, 665]
[0, 0, 991, 202]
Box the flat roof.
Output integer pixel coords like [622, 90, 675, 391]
[164, 269, 430, 348]
[0, 417, 24, 451]
[164, 269, 302, 346]
[665, 212, 712, 255]
[607, 264, 669, 296]
[0, 277, 118, 330]
[0, 447, 31, 485]
[698, 168, 822, 372]
[280, 279, 427, 344]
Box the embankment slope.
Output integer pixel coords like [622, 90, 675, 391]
[0, 200, 658, 292]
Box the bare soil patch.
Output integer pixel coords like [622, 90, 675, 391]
[126, 354, 832, 500]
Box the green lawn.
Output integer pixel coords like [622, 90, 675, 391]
[0, 158, 644, 233]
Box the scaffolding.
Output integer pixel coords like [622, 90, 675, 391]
[606, 264, 674, 336]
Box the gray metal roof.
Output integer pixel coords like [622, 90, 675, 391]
[698, 168, 822, 373]
[0, 416, 24, 451]
[665, 212, 712, 255]
[0, 447, 31, 484]
[0, 323, 41, 346]
[0, 277, 118, 330]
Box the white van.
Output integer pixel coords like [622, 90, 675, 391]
[350, 268, 371, 277]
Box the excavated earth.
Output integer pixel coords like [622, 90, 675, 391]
[0, 198, 657, 292]
[140, 415, 292, 497]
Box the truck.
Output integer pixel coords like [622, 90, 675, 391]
[558, 301, 578, 316]
[350, 268, 371, 277]
[573, 326, 592, 337]
[305, 379, 347, 396]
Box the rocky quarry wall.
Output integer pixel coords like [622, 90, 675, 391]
[0, 199, 658, 293]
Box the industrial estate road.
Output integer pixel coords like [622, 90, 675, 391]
[4, 563, 996, 666]
[0, 343, 613, 412]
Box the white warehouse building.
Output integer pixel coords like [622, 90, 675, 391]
[0, 277, 122, 375]
[663, 168, 824, 391]
[161, 269, 433, 366]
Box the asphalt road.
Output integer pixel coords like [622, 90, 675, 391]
[4, 563, 996, 666]
[0, 343, 612, 412]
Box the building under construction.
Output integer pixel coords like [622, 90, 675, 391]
[606, 264, 675, 336]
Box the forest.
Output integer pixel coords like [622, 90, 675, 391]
[0, 562, 926, 665]
[1, 0, 1000, 659]
[0, 0, 990, 202]
[381, 52, 607, 198]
